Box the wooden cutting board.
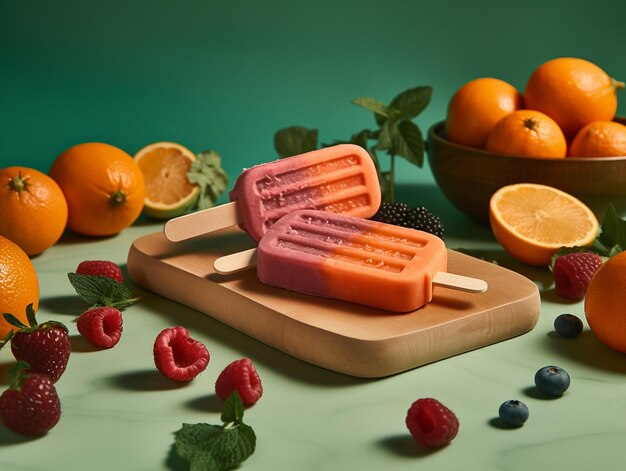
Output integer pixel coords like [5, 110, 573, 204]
[127, 228, 540, 378]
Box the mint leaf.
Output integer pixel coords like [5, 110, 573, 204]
[175, 423, 256, 471]
[221, 391, 245, 424]
[274, 126, 318, 158]
[389, 86, 432, 120]
[595, 203, 626, 257]
[187, 150, 229, 211]
[395, 120, 425, 167]
[174, 392, 256, 471]
[68, 273, 138, 310]
[351, 97, 400, 121]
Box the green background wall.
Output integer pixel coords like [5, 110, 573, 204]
[2, 0, 626, 191]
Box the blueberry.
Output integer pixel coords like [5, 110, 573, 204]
[534, 365, 570, 396]
[498, 400, 529, 426]
[554, 314, 583, 338]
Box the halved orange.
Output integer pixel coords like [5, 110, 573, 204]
[134, 142, 200, 219]
[489, 183, 599, 266]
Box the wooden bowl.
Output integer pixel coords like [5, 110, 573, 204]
[427, 117, 626, 226]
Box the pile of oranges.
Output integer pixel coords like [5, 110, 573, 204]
[446, 57, 626, 158]
[0, 143, 146, 257]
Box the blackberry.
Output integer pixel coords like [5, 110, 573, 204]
[406, 206, 445, 239]
[371, 202, 410, 225]
[371, 202, 445, 239]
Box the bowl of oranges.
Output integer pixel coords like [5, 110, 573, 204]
[428, 57, 626, 226]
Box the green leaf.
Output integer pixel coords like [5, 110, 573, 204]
[2, 313, 28, 330]
[274, 126, 318, 158]
[377, 120, 424, 167]
[175, 422, 256, 471]
[25, 303, 37, 327]
[596, 203, 626, 257]
[221, 391, 245, 425]
[187, 150, 229, 211]
[389, 86, 433, 120]
[395, 120, 425, 167]
[351, 97, 401, 121]
[68, 273, 137, 310]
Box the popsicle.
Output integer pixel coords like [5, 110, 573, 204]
[163, 144, 382, 242]
[214, 209, 487, 312]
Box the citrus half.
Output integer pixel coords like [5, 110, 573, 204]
[134, 142, 200, 219]
[489, 183, 599, 266]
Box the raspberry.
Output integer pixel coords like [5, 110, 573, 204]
[553, 252, 603, 300]
[77, 307, 123, 348]
[215, 358, 263, 405]
[153, 326, 209, 382]
[76, 260, 124, 283]
[405, 398, 459, 448]
[0, 365, 61, 436]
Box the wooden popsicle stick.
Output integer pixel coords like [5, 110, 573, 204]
[213, 249, 488, 294]
[432, 272, 487, 293]
[214, 248, 258, 275]
[163, 201, 243, 242]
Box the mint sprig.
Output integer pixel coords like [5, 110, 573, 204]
[174, 392, 256, 471]
[273, 85, 432, 202]
[68, 273, 139, 310]
[187, 150, 229, 211]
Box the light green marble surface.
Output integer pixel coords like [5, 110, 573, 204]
[1, 185, 624, 471]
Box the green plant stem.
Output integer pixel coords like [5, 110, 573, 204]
[390, 154, 396, 202]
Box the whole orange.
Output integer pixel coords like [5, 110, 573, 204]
[0, 167, 68, 256]
[49, 143, 146, 236]
[446, 77, 523, 148]
[525, 57, 624, 138]
[568, 120, 626, 157]
[485, 110, 567, 158]
[585, 251, 626, 353]
[0, 235, 40, 340]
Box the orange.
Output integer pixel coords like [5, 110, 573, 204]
[485, 110, 567, 158]
[489, 183, 599, 266]
[585, 251, 626, 352]
[568, 120, 626, 157]
[525, 57, 624, 138]
[0, 235, 39, 340]
[0, 167, 68, 256]
[133, 142, 200, 219]
[446, 77, 523, 148]
[49, 143, 146, 236]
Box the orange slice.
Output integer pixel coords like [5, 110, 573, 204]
[134, 142, 200, 219]
[489, 183, 599, 266]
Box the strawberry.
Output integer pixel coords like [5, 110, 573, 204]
[77, 307, 123, 348]
[405, 398, 459, 448]
[2, 304, 70, 383]
[153, 326, 209, 382]
[215, 358, 263, 405]
[553, 252, 603, 300]
[0, 361, 61, 436]
[76, 260, 123, 283]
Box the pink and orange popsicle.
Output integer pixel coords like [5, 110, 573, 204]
[163, 144, 381, 242]
[215, 210, 487, 312]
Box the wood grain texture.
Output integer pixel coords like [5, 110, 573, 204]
[127, 228, 540, 378]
